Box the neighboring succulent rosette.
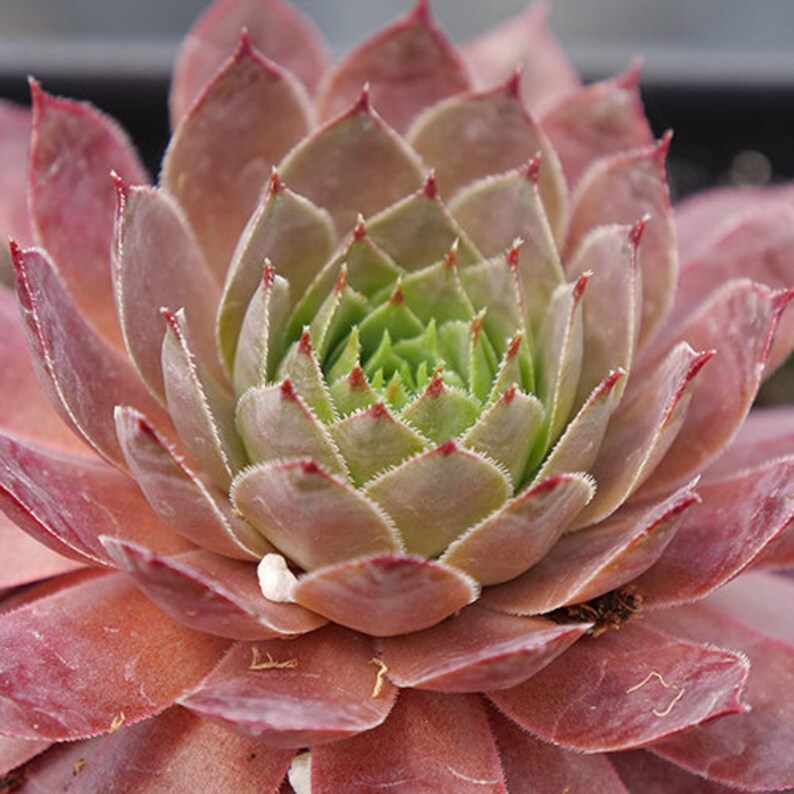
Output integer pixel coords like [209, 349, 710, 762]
[1, 1, 794, 791]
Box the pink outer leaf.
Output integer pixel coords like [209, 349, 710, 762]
[0, 286, 88, 455]
[0, 571, 230, 740]
[101, 540, 325, 641]
[29, 82, 148, 348]
[483, 482, 697, 617]
[180, 626, 396, 748]
[636, 280, 790, 497]
[668, 204, 794, 375]
[114, 406, 270, 561]
[0, 100, 32, 247]
[566, 138, 677, 346]
[231, 459, 401, 572]
[610, 750, 742, 794]
[311, 690, 505, 793]
[488, 621, 749, 753]
[647, 584, 794, 791]
[407, 77, 566, 228]
[278, 92, 425, 232]
[112, 184, 222, 401]
[703, 405, 794, 481]
[12, 244, 174, 470]
[441, 472, 595, 586]
[170, 0, 328, 126]
[20, 707, 293, 794]
[0, 734, 50, 778]
[3, 736, 99, 793]
[573, 343, 711, 528]
[541, 64, 653, 188]
[161, 308, 246, 491]
[162, 36, 312, 279]
[564, 222, 641, 405]
[293, 554, 478, 637]
[0, 430, 192, 568]
[464, 4, 580, 116]
[491, 711, 629, 794]
[377, 605, 589, 693]
[316, 1, 470, 134]
[0, 512, 82, 590]
[636, 457, 794, 608]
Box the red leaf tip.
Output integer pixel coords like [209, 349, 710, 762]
[368, 400, 391, 419]
[268, 168, 284, 197]
[299, 459, 322, 476]
[506, 237, 524, 268]
[656, 131, 673, 163]
[523, 154, 542, 184]
[501, 385, 517, 404]
[504, 66, 523, 99]
[772, 288, 794, 316]
[573, 272, 591, 301]
[437, 438, 458, 456]
[235, 28, 252, 56]
[443, 238, 459, 269]
[280, 378, 298, 401]
[471, 311, 486, 342]
[629, 215, 650, 247]
[409, 0, 433, 26]
[262, 260, 276, 290]
[616, 59, 643, 90]
[355, 83, 372, 113]
[422, 170, 439, 200]
[506, 332, 523, 359]
[353, 213, 367, 240]
[426, 374, 445, 399]
[348, 365, 369, 391]
[110, 170, 128, 205]
[389, 280, 405, 305]
[298, 329, 313, 356]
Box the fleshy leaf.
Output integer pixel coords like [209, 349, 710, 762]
[408, 76, 567, 230]
[277, 330, 336, 423]
[217, 174, 332, 375]
[0, 430, 191, 568]
[637, 457, 794, 608]
[366, 175, 482, 270]
[573, 343, 711, 527]
[484, 482, 697, 616]
[364, 440, 511, 558]
[452, 166, 565, 328]
[461, 387, 543, 485]
[235, 380, 348, 478]
[293, 554, 478, 637]
[316, 1, 470, 133]
[112, 184, 222, 400]
[279, 91, 425, 231]
[441, 472, 594, 586]
[312, 690, 505, 792]
[233, 264, 292, 393]
[489, 621, 748, 752]
[648, 589, 794, 791]
[400, 376, 482, 444]
[231, 459, 401, 571]
[0, 572, 229, 740]
[329, 401, 429, 486]
[0, 286, 87, 455]
[162, 308, 247, 490]
[542, 65, 653, 187]
[29, 82, 148, 348]
[31, 707, 294, 794]
[464, 4, 580, 115]
[565, 222, 642, 405]
[163, 37, 312, 279]
[12, 244, 173, 469]
[180, 626, 396, 747]
[637, 280, 790, 497]
[328, 365, 380, 419]
[379, 604, 589, 693]
[170, 0, 328, 125]
[101, 540, 325, 641]
[115, 406, 269, 560]
[492, 711, 629, 794]
[567, 138, 676, 345]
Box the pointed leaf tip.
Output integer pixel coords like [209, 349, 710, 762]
[630, 214, 650, 246]
[422, 170, 439, 199]
[523, 154, 542, 183]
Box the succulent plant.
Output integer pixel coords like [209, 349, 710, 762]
[1, 1, 794, 791]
